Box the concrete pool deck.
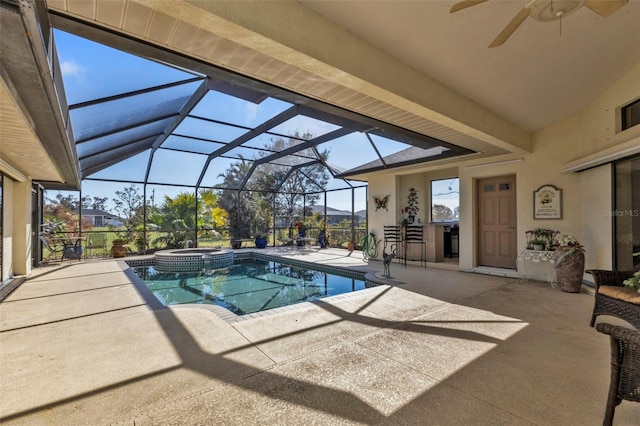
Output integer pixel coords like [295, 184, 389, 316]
[1, 247, 638, 425]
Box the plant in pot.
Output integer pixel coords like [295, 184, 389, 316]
[251, 213, 270, 249]
[552, 233, 586, 293]
[254, 234, 268, 249]
[111, 239, 128, 258]
[529, 237, 546, 251]
[294, 221, 307, 247]
[526, 228, 558, 250]
[134, 235, 147, 255]
[132, 225, 151, 255]
[623, 252, 640, 293]
[399, 207, 410, 227]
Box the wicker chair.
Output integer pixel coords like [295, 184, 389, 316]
[595, 323, 640, 426]
[586, 269, 639, 330]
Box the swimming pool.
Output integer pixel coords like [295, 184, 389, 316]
[132, 257, 374, 315]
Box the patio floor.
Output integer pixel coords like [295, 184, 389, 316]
[1, 247, 638, 425]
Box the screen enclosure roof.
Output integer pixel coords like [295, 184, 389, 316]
[54, 20, 473, 194]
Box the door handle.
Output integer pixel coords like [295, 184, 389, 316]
[508, 225, 516, 229]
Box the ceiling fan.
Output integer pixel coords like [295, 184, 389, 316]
[450, 0, 629, 48]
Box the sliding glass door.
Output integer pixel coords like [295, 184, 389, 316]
[614, 155, 640, 271]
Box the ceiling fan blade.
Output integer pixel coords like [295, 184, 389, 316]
[584, 0, 628, 17]
[450, 0, 490, 13]
[489, 7, 531, 48]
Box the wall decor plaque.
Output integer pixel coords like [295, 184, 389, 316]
[533, 184, 562, 219]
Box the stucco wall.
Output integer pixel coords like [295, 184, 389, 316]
[368, 60, 638, 273]
[2, 178, 14, 282]
[581, 164, 614, 270]
[12, 181, 32, 276]
[579, 62, 640, 154]
[367, 174, 398, 260]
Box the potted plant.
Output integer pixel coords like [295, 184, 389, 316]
[526, 228, 558, 250]
[254, 234, 268, 249]
[134, 235, 147, 255]
[552, 233, 586, 293]
[293, 222, 308, 247]
[111, 239, 128, 258]
[399, 207, 410, 227]
[252, 216, 269, 249]
[623, 252, 640, 292]
[530, 238, 546, 251]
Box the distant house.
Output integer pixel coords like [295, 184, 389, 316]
[75, 209, 123, 227]
[310, 206, 364, 224]
[274, 206, 365, 228]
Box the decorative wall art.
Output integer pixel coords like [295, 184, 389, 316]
[373, 195, 390, 211]
[533, 184, 562, 219]
[406, 187, 419, 224]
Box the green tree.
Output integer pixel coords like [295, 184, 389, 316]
[218, 131, 331, 242]
[44, 192, 91, 234]
[218, 157, 254, 239]
[252, 132, 330, 230]
[148, 191, 196, 248]
[110, 185, 144, 242]
[197, 189, 227, 238]
[432, 204, 453, 221]
[148, 189, 227, 248]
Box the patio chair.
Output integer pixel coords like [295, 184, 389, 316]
[595, 323, 640, 426]
[405, 225, 426, 268]
[383, 225, 402, 264]
[586, 269, 639, 329]
[39, 234, 64, 264]
[87, 233, 107, 258]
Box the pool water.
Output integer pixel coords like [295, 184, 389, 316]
[133, 258, 372, 315]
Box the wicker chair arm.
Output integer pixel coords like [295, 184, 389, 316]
[596, 323, 640, 346]
[586, 269, 636, 290]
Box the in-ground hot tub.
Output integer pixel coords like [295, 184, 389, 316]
[154, 248, 234, 271]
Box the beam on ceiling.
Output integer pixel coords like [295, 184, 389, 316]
[195, 105, 299, 187]
[81, 138, 156, 177]
[251, 127, 356, 168]
[274, 161, 322, 193]
[144, 79, 210, 183]
[68, 77, 205, 110]
[74, 113, 179, 145]
[78, 133, 163, 162]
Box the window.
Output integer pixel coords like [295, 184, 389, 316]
[621, 98, 640, 131]
[431, 178, 459, 222]
[614, 155, 640, 271]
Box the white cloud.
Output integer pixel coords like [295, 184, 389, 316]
[244, 103, 258, 124]
[60, 60, 86, 80]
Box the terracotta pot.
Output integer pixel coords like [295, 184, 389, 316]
[111, 243, 127, 258]
[553, 248, 585, 293]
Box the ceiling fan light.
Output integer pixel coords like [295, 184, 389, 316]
[530, 0, 585, 22]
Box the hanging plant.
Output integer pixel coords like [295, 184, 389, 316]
[374, 195, 390, 211]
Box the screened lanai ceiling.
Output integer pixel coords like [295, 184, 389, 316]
[57, 27, 473, 193]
